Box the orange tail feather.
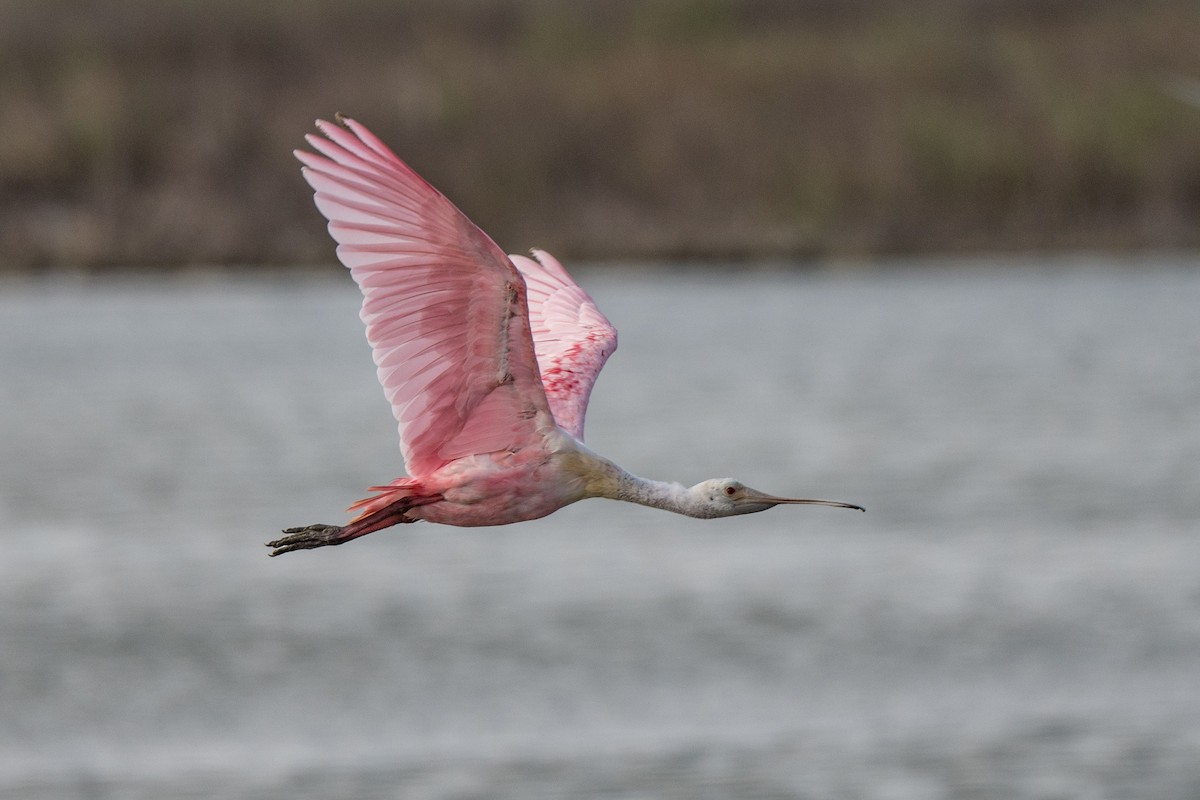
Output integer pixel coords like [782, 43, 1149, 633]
[347, 478, 423, 521]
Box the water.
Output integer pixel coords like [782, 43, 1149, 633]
[2, 257, 1199, 799]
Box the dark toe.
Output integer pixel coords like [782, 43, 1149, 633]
[266, 524, 346, 557]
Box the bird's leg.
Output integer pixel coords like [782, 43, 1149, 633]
[266, 492, 441, 557]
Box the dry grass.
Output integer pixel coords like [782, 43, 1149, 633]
[4, 0, 1200, 269]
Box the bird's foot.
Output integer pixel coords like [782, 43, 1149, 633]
[266, 524, 350, 557]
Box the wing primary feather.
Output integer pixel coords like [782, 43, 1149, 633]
[296, 117, 558, 476]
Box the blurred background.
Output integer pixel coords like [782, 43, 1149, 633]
[4, 0, 1200, 269]
[3, 1, 1200, 798]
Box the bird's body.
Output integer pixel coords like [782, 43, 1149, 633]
[357, 436, 595, 529]
[268, 117, 861, 556]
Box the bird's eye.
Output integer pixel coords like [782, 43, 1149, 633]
[725, 486, 737, 496]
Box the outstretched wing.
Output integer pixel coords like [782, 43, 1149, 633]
[295, 117, 556, 477]
[510, 249, 617, 441]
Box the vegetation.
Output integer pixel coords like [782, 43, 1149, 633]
[4, 0, 1200, 269]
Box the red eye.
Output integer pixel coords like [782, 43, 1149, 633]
[725, 486, 737, 496]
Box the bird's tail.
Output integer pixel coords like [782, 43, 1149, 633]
[347, 478, 426, 522]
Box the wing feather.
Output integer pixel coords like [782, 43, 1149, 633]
[296, 117, 555, 477]
[511, 249, 618, 441]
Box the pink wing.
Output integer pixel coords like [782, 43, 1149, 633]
[510, 249, 618, 441]
[295, 117, 556, 477]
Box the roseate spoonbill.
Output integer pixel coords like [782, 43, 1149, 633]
[267, 116, 863, 556]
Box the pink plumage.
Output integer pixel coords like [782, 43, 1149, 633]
[511, 248, 617, 441]
[268, 117, 862, 556]
[295, 117, 559, 478]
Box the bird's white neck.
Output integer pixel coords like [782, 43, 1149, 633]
[616, 472, 700, 515]
[578, 455, 708, 518]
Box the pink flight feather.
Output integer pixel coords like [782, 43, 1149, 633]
[296, 118, 554, 477]
[511, 249, 617, 441]
[294, 117, 615, 475]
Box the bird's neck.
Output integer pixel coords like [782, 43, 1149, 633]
[615, 473, 705, 517]
[580, 455, 703, 517]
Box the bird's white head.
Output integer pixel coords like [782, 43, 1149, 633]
[688, 479, 865, 518]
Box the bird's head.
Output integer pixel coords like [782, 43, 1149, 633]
[689, 479, 864, 518]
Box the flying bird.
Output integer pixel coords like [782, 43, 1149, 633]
[268, 116, 863, 556]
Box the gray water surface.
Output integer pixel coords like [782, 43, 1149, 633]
[2, 258, 1199, 798]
